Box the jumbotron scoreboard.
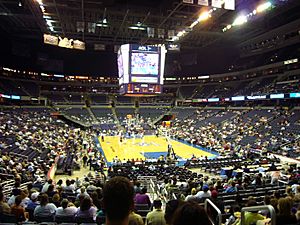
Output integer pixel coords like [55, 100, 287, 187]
[118, 44, 166, 96]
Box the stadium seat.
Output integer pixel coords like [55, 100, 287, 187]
[25, 208, 35, 221]
[135, 204, 150, 210]
[136, 209, 150, 217]
[55, 215, 75, 223]
[0, 214, 18, 223]
[34, 215, 55, 223]
[75, 216, 95, 224]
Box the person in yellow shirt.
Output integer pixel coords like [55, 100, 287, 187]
[146, 199, 166, 225]
[129, 210, 144, 225]
[0, 192, 11, 214]
[238, 200, 265, 225]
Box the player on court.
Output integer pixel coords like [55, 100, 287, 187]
[141, 131, 145, 146]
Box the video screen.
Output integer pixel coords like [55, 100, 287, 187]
[131, 53, 159, 75]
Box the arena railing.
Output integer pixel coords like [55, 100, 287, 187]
[2, 181, 33, 196]
[172, 193, 177, 200]
[278, 178, 289, 186]
[204, 199, 222, 225]
[241, 205, 276, 225]
[47, 156, 59, 180]
[149, 179, 157, 201]
[149, 179, 168, 204]
[137, 175, 157, 190]
[160, 187, 168, 204]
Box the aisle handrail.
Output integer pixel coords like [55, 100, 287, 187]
[204, 199, 222, 225]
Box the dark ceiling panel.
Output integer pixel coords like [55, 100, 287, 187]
[0, 0, 299, 50]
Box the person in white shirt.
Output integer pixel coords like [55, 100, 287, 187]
[185, 188, 198, 202]
[34, 193, 57, 217]
[56, 199, 77, 216]
[8, 189, 21, 206]
[195, 185, 211, 200]
[76, 187, 90, 200]
[41, 179, 53, 193]
[63, 180, 75, 192]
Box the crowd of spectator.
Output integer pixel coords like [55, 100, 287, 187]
[169, 108, 300, 159]
[0, 106, 299, 224]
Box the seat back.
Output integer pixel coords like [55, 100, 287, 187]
[25, 208, 35, 221]
[34, 215, 55, 223]
[75, 216, 95, 224]
[55, 215, 75, 223]
[96, 216, 106, 225]
[136, 210, 150, 217]
[0, 213, 18, 223]
[135, 204, 150, 211]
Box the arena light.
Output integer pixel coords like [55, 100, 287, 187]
[232, 96, 245, 101]
[177, 30, 186, 37]
[11, 95, 21, 100]
[222, 1, 281, 32]
[270, 93, 284, 99]
[290, 93, 300, 98]
[207, 98, 219, 102]
[174, 9, 215, 41]
[247, 95, 266, 100]
[198, 75, 210, 79]
[190, 11, 211, 29]
[198, 11, 210, 22]
[165, 77, 176, 81]
[284, 58, 298, 65]
[2, 94, 11, 99]
[190, 21, 198, 29]
[232, 15, 247, 26]
[97, 23, 108, 27]
[128, 26, 146, 30]
[54, 74, 64, 78]
[256, 2, 272, 13]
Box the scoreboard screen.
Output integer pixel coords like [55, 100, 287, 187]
[131, 52, 159, 75]
[118, 44, 166, 95]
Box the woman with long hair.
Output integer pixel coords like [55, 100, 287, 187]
[76, 196, 97, 220]
[276, 197, 297, 225]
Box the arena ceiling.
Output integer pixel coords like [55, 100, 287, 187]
[0, 0, 300, 50]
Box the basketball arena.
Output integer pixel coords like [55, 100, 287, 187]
[0, 0, 300, 225]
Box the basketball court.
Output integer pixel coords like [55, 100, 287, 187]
[97, 135, 217, 164]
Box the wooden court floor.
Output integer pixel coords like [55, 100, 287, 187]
[99, 135, 215, 163]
